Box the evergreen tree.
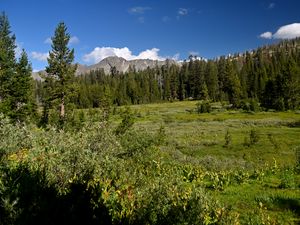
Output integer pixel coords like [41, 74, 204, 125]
[217, 56, 227, 100]
[205, 61, 219, 101]
[278, 57, 300, 109]
[9, 50, 35, 121]
[0, 12, 35, 122]
[225, 60, 242, 107]
[0, 12, 16, 113]
[44, 22, 77, 126]
[178, 63, 188, 101]
[162, 65, 171, 100]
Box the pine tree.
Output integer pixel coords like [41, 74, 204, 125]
[279, 57, 300, 109]
[9, 50, 35, 121]
[217, 56, 227, 100]
[0, 12, 16, 112]
[44, 22, 77, 125]
[178, 63, 188, 101]
[225, 60, 242, 107]
[0, 12, 35, 122]
[205, 61, 219, 101]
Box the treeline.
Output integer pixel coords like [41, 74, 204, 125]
[74, 39, 300, 110]
[1, 11, 300, 126]
[36, 38, 300, 111]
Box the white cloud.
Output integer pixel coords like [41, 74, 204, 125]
[136, 48, 165, 61]
[83, 47, 168, 64]
[44, 36, 79, 45]
[260, 23, 300, 39]
[83, 47, 132, 63]
[178, 8, 188, 16]
[31, 51, 49, 61]
[259, 31, 273, 39]
[273, 23, 300, 39]
[128, 6, 151, 14]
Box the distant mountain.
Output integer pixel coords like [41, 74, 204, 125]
[76, 56, 178, 75]
[33, 56, 178, 80]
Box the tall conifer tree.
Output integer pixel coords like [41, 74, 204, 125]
[0, 12, 16, 110]
[44, 22, 77, 125]
[0, 12, 35, 122]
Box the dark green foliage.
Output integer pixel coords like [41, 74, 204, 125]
[0, 165, 111, 225]
[223, 129, 232, 148]
[243, 129, 260, 147]
[32, 38, 300, 113]
[99, 87, 112, 121]
[115, 106, 135, 135]
[250, 129, 260, 145]
[0, 116, 232, 225]
[241, 99, 260, 112]
[295, 147, 300, 173]
[9, 50, 36, 122]
[205, 60, 219, 101]
[196, 100, 211, 113]
[43, 22, 77, 127]
[224, 61, 242, 107]
[279, 169, 296, 189]
[0, 13, 35, 122]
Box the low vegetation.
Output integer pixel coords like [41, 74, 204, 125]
[1, 101, 300, 224]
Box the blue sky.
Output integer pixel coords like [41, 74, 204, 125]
[2, 0, 300, 71]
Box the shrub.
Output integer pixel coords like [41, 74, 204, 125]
[223, 129, 232, 148]
[296, 146, 300, 173]
[243, 136, 250, 147]
[250, 129, 260, 145]
[115, 106, 135, 135]
[240, 99, 261, 112]
[1, 116, 239, 224]
[279, 169, 296, 189]
[196, 101, 212, 114]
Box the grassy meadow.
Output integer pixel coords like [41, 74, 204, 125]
[120, 101, 300, 167]
[113, 101, 300, 223]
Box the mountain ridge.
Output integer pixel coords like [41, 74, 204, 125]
[33, 56, 179, 79]
[77, 56, 179, 74]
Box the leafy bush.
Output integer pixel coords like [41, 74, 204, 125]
[115, 106, 135, 135]
[250, 129, 260, 145]
[196, 101, 212, 113]
[223, 129, 232, 148]
[279, 169, 296, 189]
[240, 99, 261, 112]
[296, 146, 300, 173]
[1, 115, 236, 224]
[243, 129, 260, 147]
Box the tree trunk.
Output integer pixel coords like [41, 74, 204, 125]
[60, 94, 65, 119]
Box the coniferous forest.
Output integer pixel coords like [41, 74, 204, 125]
[1, 12, 300, 225]
[35, 37, 300, 113]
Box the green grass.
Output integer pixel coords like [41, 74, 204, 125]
[116, 101, 300, 168]
[109, 101, 300, 223]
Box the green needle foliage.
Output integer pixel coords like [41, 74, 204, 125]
[43, 22, 77, 127]
[0, 12, 35, 122]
